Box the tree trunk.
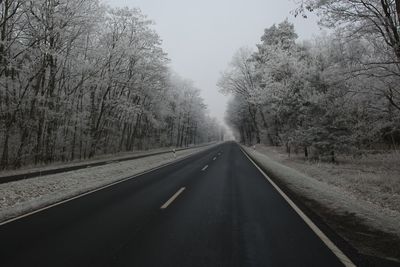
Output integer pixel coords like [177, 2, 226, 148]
[286, 141, 291, 158]
[119, 122, 127, 151]
[248, 105, 261, 144]
[1, 128, 10, 169]
[257, 106, 274, 145]
[14, 127, 29, 168]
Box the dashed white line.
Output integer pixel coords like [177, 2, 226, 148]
[213, 157, 216, 161]
[201, 165, 208, 171]
[0, 149, 204, 227]
[160, 187, 186, 209]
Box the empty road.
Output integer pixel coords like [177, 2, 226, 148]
[0, 142, 349, 266]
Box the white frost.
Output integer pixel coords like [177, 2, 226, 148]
[0, 145, 213, 223]
[243, 146, 400, 237]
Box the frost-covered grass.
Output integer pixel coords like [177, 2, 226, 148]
[254, 145, 400, 214]
[0, 145, 213, 224]
[243, 145, 400, 237]
[0, 144, 213, 178]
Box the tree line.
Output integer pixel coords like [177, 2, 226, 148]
[219, 0, 400, 161]
[0, 0, 223, 170]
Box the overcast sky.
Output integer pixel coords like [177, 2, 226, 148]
[103, 0, 321, 131]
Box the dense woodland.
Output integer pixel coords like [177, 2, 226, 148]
[219, 0, 400, 161]
[0, 0, 223, 169]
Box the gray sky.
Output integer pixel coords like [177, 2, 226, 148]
[104, 0, 321, 130]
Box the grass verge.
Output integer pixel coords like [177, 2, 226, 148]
[242, 145, 400, 266]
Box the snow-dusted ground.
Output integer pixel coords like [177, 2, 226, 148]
[0, 145, 214, 224]
[242, 146, 400, 237]
[0, 144, 214, 178]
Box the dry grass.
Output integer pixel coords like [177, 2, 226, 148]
[255, 145, 400, 214]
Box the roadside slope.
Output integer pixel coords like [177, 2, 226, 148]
[0, 144, 218, 224]
[242, 145, 400, 264]
[0, 143, 216, 184]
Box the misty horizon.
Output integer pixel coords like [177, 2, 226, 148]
[104, 0, 322, 133]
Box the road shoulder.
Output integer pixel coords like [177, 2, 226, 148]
[0, 144, 218, 225]
[241, 145, 400, 266]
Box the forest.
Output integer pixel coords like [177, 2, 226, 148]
[219, 0, 400, 161]
[0, 0, 224, 170]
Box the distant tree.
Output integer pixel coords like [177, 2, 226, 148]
[218, 48, 263, 144]
[222, 19, 378, 160]
[0, 1, 222, 170]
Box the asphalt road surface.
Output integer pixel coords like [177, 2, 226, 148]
[0, 142, 348, 267]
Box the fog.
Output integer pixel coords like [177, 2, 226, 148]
[103, 0, 321, 130]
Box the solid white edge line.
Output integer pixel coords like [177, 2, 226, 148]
[201, 165, 208, 171]
[160, 187, 186, 209]
[0, 144, 221, 227]
[240, 147, 356, 267]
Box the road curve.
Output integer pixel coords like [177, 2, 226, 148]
[0, 142, 347, 266]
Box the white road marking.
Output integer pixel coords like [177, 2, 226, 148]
[213, 157, 216, 161]
[201, 165, 208, 171]
[240, 148, 356, 267]
[160, 187, 186, 209]
[0, 146, 218, 227]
